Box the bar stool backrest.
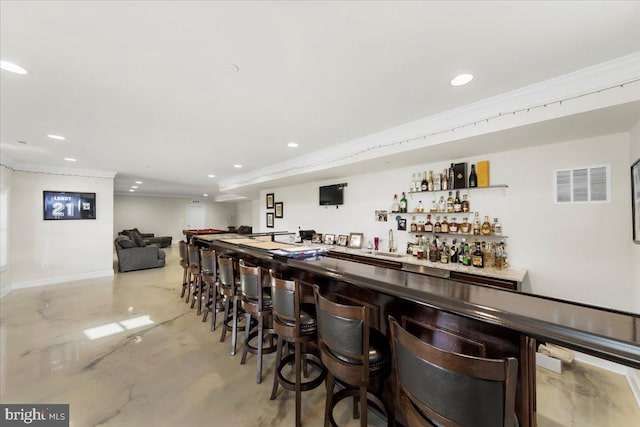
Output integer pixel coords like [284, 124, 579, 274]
[239, 261, 260, 301]
[313, 285, 369, 366]
[200, 249, 216, 276]
[217, 256, 234, 288]
[187, 244, 200, 270]
[179, 241, 187, 263]
[388, 316, 518, 427]
[270, 272, 301, 332]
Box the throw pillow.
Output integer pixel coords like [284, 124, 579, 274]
[130, 231, 146, 247]
[118, 238, 136, 249]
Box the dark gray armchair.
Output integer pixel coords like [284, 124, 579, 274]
[114, 235, 166, 272]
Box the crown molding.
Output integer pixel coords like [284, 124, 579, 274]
[220, 52, 640, 192]
[6, 161, 116, 179]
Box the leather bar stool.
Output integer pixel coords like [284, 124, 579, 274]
[388, 316, 519, 427]
[178, 241, 189, 299]
[313, 285, 392, 427]
[238, 260, 277, 383]
[270, 273, 326, 427]
[200, 249, 221, 324]
[186, 244, 201, 307]
[218, 255, 247, 356]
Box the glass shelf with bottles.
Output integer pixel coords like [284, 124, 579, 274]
[407, 184, 508, 195]
[408, 214, 506, 238]
[408, 230, 508, 239]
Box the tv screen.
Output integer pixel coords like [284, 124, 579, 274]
[43, 191, 96, 220]
[319, 184, 344, 206]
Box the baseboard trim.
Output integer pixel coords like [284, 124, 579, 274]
[11, 269, 114, 290]
[0, 285, 12, 299]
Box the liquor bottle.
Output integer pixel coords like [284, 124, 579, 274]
[481, 215, 492, 235]
[454, 190, 462, 213]
[469, 164, 478, 188]
[458, 239, 466, 264]
[392, 194, 399, 213]
[446, 191, 454, 213]
[418, 219, 425, 232]
[434, 216, 442, 233]
[410, 173, 416, 192]
[492, 218, 502, 235]
[430, 199, 437, 213]
[472, 242, 484, 268]
[427, 171, 434, 192]
[429, 238, 438, 262]
[425, 215, 433, 232]
[484, 242, 495, 268]
[417, 200, 425, 213]
[421, 172, 428, 191]
[441, 217, 449, 233]
[410, 217, 417, 232]
[449, 217, 458, 233]
[450, 239, 459, 263]
[449, 164, 455, 189]
[433, 173, 441, 192]
[495, 242, 508, 270]
[461, 194, 470, 213]
[472, 212, 481, 235]
[463, 242, 472, 266]
[400, 192, 408, 213]
[441, 169, 449, 191]
[438, 195, 446, 212]
[460, 217, 470, 234]
[440, 241, 449, 263]
[413, 236, 421, 257]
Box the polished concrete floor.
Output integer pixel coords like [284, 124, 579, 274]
[1, 246, 638, 426]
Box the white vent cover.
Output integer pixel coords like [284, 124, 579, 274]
[554, 165, 610, 203]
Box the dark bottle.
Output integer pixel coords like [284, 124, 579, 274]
[400, 192, 408, 213]
[450, 239, 459, 264]
[421, 172, 428, 192]
[472, 242, 484, 268]
[469, 164, 478, 188]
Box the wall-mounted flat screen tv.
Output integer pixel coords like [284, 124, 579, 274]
[319, 184, 345, 206]
[43, 191, 96, 220]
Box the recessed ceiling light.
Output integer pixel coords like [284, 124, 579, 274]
[225, 63, 240, 72]
[451, 73, 474, 86]
[203, 194, 209, 197]
[233, 164, 242, 168]
[135, 181, 143, 184]
[48, 134, 66, 140]
[0, 60, 28, 74]
[207, 174, 216, 178]
[131, 186, 138, 189]
[287, 142, 299, 148]
[64, 157, 77, 162]
[129, 189, 135, 192]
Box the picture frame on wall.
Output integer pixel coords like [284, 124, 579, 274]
[632, 159, 640, 244]
[275, 202, 283, 218]
[266, 212, 274, 228]
[348, 232, 363, 249]
[266, 193, 275, 209]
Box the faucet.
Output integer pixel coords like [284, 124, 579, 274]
[388, 229, 396, 252]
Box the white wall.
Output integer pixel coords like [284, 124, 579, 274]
[10, 170, 114, 288]
[259, 132, 636, 312]
[114, 195, 236, 243]
[235, 200, 254, 229]
[630, 120, 640, 313]
[0, 165, 13, 297]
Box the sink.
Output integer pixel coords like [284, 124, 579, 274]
[370, 251, 405, 259]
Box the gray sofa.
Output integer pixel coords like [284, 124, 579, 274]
[119, 228, 172, 248]
[114, 234, 166, 272]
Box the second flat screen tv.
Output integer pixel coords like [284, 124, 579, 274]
[319, 184, 344, 206]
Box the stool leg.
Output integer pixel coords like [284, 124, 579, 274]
[210, 282, 219, 332]
[185, 272, 192, 303]
[295, 341, 302, 427]
[241, 312, 251, 365]
[359, 385, 367, 427]
[324, 371, 335, 427]
[256, 315, 264, 384]
[180, 268, 187, 297]
[196, 278, 205, 315]
[231, 296, 239, 356]
[219, 297, 230, 343]
[190, 275, 200, 309]
[270, 337, 284, 400]
[202, 281, 211, 322]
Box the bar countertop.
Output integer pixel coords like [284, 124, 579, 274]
[204, 237, 640, 368]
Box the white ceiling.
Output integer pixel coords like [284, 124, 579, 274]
[2, 1, 640, 199]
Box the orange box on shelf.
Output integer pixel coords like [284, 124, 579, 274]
[477, 160, 490, 187]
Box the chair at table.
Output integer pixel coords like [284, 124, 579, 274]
[179, 241, 189, 299]
[388, 316, 519, 427]
[187, 244, 201, 307]
[238, 260, 277, 383]
[218, 255, 247, 356]
[200, 249, 221, 324]
[313, 285, 392, 427]
[270, 273, 326, 427]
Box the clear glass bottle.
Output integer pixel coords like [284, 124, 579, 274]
[438, 195, 446, 212]
[492, 218, 502, 235]
[433, 172, 441, 192]
[446, 191, 454, 213]
[430, 199, 438, 213]
[473, 212, 481, 235]
[484, 242, 495, 268]
[410, 217, 417, 232]
[461, 194, 470, 212]
[392, 194, 399, 213]
[417, 200, 425, 213]
[481, 215, 492, 235]
[440, 241, 449, 263]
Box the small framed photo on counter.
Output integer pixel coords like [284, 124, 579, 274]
[337, 235, 348, 246]
[275, 202, 283, 218]
[266, 193, 275, 209]
[266, 212, 274, 228]
[348, 232, 363, 249]
[324, 234, 335, 245]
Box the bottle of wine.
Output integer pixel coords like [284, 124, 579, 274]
[427, 171, 434, 191]
[441, 169, 449, 191]
[446, 191, 454, 213]
[449, 164, 455, 189]
[472, 242, 484, 268]
[450, 239, 459, 263]
[400, 192, 408, 213]
[469, 164, 478, 188]
[421, 172, 428, 191]
[392, 194, 399, 213]
[481, 215, 492, 235]
[454, 190, 462, 213]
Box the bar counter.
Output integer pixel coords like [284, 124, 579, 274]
[196, 235, 640, 426]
